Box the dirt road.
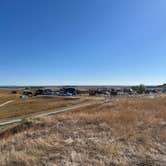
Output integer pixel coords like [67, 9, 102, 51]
[0, 102, 96, 126]
[0, 100, 14, 108]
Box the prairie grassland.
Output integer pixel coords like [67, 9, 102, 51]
[0, 88, 92, 120]
[0, 89, 18, 103]
[0, 96, 166, 166]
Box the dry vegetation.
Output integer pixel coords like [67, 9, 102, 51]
[0, 96, 166, 166]
[0, 89, 91, 120]
[0, 89, 18, 103]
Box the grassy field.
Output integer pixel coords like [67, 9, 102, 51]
[0, 95, 165, 165]
[0, 88, 93, 120]
[0, 89, 18, 103]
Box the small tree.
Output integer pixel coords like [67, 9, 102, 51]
[132, 84, 146, 94]
[138, 84, 146, 94]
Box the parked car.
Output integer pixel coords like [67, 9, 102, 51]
[42, 89, 53, 95]
[23, 91, 33, 97]
[65, 92, 73, 96]
[35, 89, 44, 96]
[110, 89, 118, 96]
[35, 89, 54, 96]
[61, 88, 77, 96]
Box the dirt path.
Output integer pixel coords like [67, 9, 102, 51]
[0, 102, 97, 126]
[0, 100, 14, 108]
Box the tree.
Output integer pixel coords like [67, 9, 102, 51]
[132, 84, 146, 94]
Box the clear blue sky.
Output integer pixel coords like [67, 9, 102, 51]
[0, 0, 166, 85]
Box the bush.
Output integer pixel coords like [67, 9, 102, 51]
[132, 84, 146, 94]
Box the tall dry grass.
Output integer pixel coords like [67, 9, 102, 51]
[0, 96, 165, 165]
[0, 91, 90, 120]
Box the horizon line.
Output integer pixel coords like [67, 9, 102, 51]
[0, 84, 164, 87]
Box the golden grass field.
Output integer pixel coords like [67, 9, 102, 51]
[0, 90, 166, 165]
[0, 88, 92, 120]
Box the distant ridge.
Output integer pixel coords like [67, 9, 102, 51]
[0, 84, 163, 89]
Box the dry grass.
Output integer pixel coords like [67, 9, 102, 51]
[0, 96, 166, 165]
[0, 96, 88, 120]
[0, 89, 91, 120]
[0, 89, 18, 103]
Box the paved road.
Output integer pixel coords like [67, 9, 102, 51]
[0, 100, 14, 108]
[0, 102, 96, 126]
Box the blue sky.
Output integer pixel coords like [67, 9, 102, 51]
[0, 0, 166, 85]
